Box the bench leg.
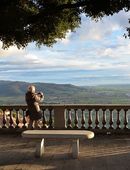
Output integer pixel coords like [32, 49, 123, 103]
[72, 139, 79, 159]
[35, 138, 44, 157]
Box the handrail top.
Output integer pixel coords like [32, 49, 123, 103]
[1, 103, 130, 107]
[1, 104, 130, 110]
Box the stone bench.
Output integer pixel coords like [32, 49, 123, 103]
[22, 130, 94, 159]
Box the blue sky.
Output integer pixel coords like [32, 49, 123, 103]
[0, 10, 130, 86]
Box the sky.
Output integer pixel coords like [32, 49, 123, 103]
[0, 10, 130, 86]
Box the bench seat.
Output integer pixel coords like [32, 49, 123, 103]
[22, 130, 94, 159]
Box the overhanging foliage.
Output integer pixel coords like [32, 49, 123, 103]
[0, 0, 130, 48]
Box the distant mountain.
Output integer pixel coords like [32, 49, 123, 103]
[0, 80, 28, 96]
[0, 80, 130, 104]
[0, 80, 87, 104]
[0, 80, 86, 96]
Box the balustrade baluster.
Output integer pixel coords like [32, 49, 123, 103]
[9, 110, 14, 128]
[116, 109, 121, 129]
[81, 109, 85, 129]
[109, 109, 114, 129]
[74, 109, 78, 129]
[67, 109, 72, 129]
[22, 110, 27, 129]
[48, 109, 53, 129]
[123, 109, 128, 130]
[95, 109, 99, 129]
[102, 109, 106, 129]
[15, 110, 20, 128]
[88, 110, 92, 129]
[42, 109, 47, 129]
[0, 105, 130, 133]
[2, 110, 7, 128]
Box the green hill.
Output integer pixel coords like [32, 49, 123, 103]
[0, 80, 130, 104]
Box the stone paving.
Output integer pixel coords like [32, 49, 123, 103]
[0, 134, 130, 170]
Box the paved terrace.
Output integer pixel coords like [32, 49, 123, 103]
[0, 134, 130, 170]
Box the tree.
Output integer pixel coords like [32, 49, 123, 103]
[0, 0, 130, 49]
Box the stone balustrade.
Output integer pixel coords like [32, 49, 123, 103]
[0, 104, 130, 134]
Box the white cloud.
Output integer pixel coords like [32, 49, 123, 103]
[77, 10, 130, 41]
[0, 10, 130, 85]
[0, 42, 25, 58]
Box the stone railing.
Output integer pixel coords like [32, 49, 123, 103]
[0, 104, 130, 134]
